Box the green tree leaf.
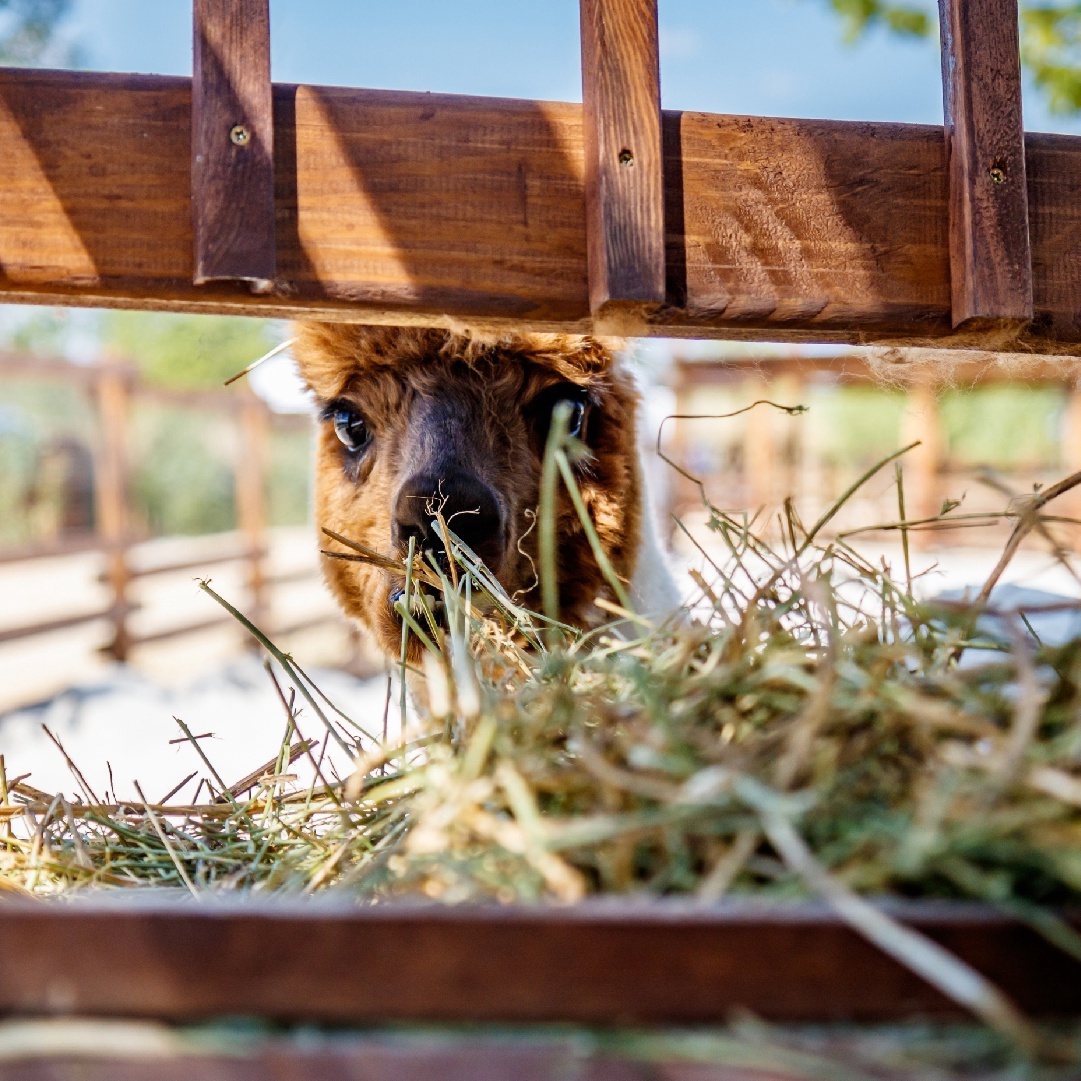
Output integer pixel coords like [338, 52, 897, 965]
[823, 0, 932, 43]
[1020, 4, 1081, 114]
[104, 312, 277, 390]
[0, 0, 74, 65]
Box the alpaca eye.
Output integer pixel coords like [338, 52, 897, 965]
[563, 397, 586, 438]
[533, 385, 590, 449]
[332, 407, 370, 452]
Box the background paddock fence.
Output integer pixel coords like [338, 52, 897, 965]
[0, 351, 352, 668]
[664, 353, 1081, 550]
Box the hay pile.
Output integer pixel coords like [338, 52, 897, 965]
[3, 405, 1081, 1047]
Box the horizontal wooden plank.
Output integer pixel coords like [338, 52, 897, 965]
[0, 898, 1078, 1023]
[0, 70, 1080, 352]
[0, 607, 120, 645]
[671, 352, 1081, 386]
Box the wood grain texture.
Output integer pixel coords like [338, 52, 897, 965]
[0, 71, 1080, 351]
[192, 0, 275, 288]
[0, 898, 1079, 1023]
[579, 0, 665, 322]
[939, 0, 1032, 327]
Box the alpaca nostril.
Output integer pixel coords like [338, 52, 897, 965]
[392, 472, 507, 571]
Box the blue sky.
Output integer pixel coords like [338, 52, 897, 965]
[65, 0, 1081, 134]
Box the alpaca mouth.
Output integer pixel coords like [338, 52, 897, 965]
[388, 586, 447, 630]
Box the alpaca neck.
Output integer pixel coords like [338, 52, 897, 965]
[628, 448, 683, 620]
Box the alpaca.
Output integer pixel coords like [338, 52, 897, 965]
[293, 324, 680, 658]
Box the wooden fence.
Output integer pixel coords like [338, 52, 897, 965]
[0, 351, 332, 661]
[665, 353, 1081, 548]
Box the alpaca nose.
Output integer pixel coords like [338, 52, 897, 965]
[392, 472, 507, 571]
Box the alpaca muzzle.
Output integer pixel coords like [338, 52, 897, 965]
[391, 470, 508, 576]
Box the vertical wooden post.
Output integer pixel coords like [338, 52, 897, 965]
[900, 377, 943, 550]
[192, 0, 276, 290]
[94, 364, 132, 660]
[775, 371, 805, 522]
[236, 394, 270, 632]
[744, 379, 777, 520]
[579, 0, 665, 331]
[939, 0, 1032, 328]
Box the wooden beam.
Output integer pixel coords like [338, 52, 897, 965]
[235, 394, 269, 627]
[579, 0, 665, 328]
[673, 354, 1081, 387]
[0, 898, 1079, 1023]
[0, 606, 123, 646]
[939, 0, 1032, 328]
[192, 0, 275, 290]
[93, 364, 132, 661]
[2, 71, 1081, 351]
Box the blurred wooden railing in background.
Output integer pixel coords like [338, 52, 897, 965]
[0, 352, 334, 661]
[666, 353, 1081, 550]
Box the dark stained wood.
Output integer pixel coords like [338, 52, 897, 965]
[579, 0, 665, 326]
[1, 71, 1081, 351]
[939, 0, 1032, 328]
[0, 898, 1078, 1023]
[192, 0, 275, 289]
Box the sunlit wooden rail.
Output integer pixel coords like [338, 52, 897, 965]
[0, 0, 1074, 353]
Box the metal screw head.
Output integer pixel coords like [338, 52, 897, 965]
[989, 165, 1007, 185]
[618, 148, 634, 167]
[230, 124, 251, 147]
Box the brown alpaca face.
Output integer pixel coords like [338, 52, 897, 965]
[294, 325, 643, 658]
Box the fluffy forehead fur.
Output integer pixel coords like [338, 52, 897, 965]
[293, 323, 643, 657]
[295, 324, 617, 398]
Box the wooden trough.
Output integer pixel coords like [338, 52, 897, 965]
[1, 898, 1080, 1025]
[3, 0, 1081, 1063]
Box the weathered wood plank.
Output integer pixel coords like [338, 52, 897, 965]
[192, 0, 275, 288]
[0, 71, 1079, 352]
[579, 0, 665, 325]
[0, 899, 1078, 1023]
[939, 0, 1032, 328]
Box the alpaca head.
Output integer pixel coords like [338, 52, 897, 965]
[293, 324, 644, 656]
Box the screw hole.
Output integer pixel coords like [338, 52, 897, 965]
[989, 165, 1007, 185]
[618, 148, 634, 167]
[230, 124, 251, 147]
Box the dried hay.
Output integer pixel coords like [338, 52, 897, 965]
[5, 403, 1081, 1056]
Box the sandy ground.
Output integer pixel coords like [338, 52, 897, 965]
[0, 656, 390, 804]
[3, 529, 1080, 805]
